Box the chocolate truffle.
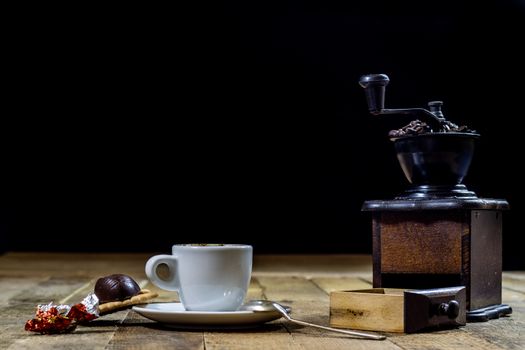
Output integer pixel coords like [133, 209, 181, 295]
[94, 274, 141, 304]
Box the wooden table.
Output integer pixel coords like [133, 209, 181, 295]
[0, 253, 523, 349]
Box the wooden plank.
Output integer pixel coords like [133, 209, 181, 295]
[253, 255, 372, 277]
[204, 329, 299, 350]
[0, 276, 48, 306]
[202, 277, 286, 349]
[207, 328, 402, 350]
[1, 276, 95, 349]
[107, 310, 204, 350]
[330, 289, 404, 333]
[502, 274, 525, 294]
[389, 330, 507, 350]
[3, 276, 154, 350]
[386, 283, 525, 350]
[255, 276, 330, 324]
[258, 276, 521, 350]
[464, 286, 525, 350]
[255, 275, 331, 339]
[7, 276, 89, 305]
[502, 286, 525, 306]
[292, 336, 402, 350]
[311, 277, 372, 294]
[9, 313, 125, 350]
[463, 307, 525, 350]
[0, 253, 150, 278]
[256, 276, 327, 302]
[256, 276, 397, 349]
[0, 253, 522, 349]
[503, 272, 525, 281]
[0, 253, 373, 278]
[12, 276, 264, 350]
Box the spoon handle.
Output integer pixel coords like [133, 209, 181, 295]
[270, 302, 385, 340]
[286, 317, 386, 340]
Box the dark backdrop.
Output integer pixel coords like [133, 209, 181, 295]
[2, 1, 524, 269]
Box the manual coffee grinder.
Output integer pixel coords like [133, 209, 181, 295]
[359, 74, 512, 321]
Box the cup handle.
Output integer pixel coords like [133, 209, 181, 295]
[145, 254, 179, 291]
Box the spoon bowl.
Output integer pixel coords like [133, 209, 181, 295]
[241, 300, 386, 340]
[240, 300, 291, 314]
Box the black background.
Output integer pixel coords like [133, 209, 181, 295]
[2, 1, 524, 269]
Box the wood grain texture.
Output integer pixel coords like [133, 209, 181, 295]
[201, 277, 280, 349]
[256, 275, 330, 324]
[463, 311, 524, 350]
[503, 274, 525, 294]
[461, 212, 471, 306]
[379, 212, 463, 274]
[204, 329, 299, 350]
[108, 311, 204, 350]
[470, 210, 503, 310]
[388, 330, 507, 350]
[291, 336, 403, 350]
[0, 253, 523, 349]
[3, 276, 102, 350]
[0, 253, 151, 278]
[311, 277, 372, 294]
[256, 275, 395, 348]
[330, 289, 404, 333]
[0, 276, 48, 306]
[467, 286, 525, 350]
[252, 254, 373, 277]
[373, 215, 382, 287]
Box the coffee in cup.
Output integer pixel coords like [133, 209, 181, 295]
[145, 244, 252, 311]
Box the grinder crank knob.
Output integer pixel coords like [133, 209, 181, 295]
[358, 74, 390, 115]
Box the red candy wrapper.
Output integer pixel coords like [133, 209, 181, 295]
[25, 293, 99, 334]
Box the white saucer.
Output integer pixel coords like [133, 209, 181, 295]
[132, 302, 286, 329]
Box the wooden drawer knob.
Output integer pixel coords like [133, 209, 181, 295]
[438, 300, 460, 319]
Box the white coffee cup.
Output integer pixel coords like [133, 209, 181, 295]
[145, 244, 252, 311]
